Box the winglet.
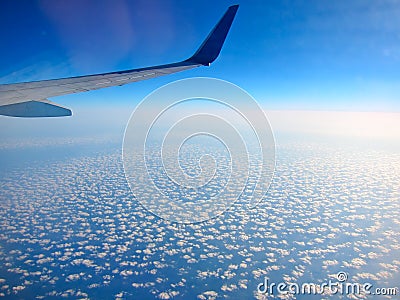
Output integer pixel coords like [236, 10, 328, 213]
[186, 5, 239, 66]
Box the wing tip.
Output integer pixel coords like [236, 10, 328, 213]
[186, 5, 239, 66]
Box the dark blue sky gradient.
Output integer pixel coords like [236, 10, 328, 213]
[1, 0, 399, 111]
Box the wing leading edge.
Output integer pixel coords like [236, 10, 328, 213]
[0, 5, 239, 118]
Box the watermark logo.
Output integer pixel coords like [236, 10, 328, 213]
[257, 272, 398, 297]
[122, 77, 275, 223]
[336, 271, 348, 282]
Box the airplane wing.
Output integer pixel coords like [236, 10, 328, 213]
[0, 5, 239, 118]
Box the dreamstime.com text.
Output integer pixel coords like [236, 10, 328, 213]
[257, 272, 398, 296]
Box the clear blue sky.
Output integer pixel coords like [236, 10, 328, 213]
[1, 0, 399, 112]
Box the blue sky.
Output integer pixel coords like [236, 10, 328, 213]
[1, 0, 400, 112]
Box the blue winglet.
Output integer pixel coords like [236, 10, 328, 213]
[186, 5, 239, 66]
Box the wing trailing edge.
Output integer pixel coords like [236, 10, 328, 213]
[0, 99, 72, 118]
